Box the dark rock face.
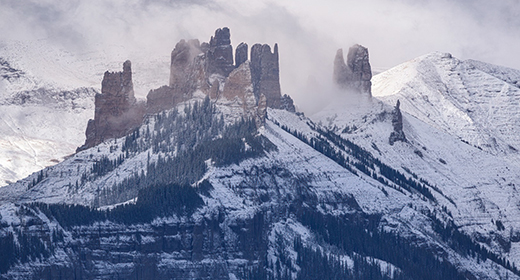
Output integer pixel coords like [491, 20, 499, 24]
[280, 94, 296, 112]
[148, 39, 204, 115]
[153, 28, 283, 113]
[78, 61, 144, 151]
[5, 212, 269, 280]
[389, 100, 407, 145]
[103, 60, 135, 110]
[0, 58, 25, 81]
[251, 43, 282, 109]
[146, 86, 177, 114]
[169, 39, 203, 88]
[235, 42, 248, 67]
[206, 27, 234, 77]
[333, 44, 372, 95]
[169, 39, 203, 99]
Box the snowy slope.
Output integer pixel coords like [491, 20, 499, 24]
[372, 52, 520, 156]
[0, 103, 516, 279]
[0, 39, 170, 186]
[0, 50, 96, 186]
[311, 53, 520, 265]
[0, 40, 170, 96]
[0, 88, 95, 186]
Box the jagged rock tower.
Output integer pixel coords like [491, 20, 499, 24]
[78, 61, 144, 151]
[206, 27, 234, 77]
[389, 100, 407, 145]
[147, 27, 288, 114]
[147, 39, 204, 114]
[79, 27, 294, 152]
[169, 39, 203, 92]
[235, 42, 248, 67]
[333, 44, 372, 95]
[250, 43, 282, 108]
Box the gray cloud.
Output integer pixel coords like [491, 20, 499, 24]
[1, 0, 519, 113]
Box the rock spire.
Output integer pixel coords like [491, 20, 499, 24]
[389, 100, 407, 145]
[235, 42, 248, 67]
[148, 27, 285, 114]
[206, 27, 234, 77]
[333, 44, 372, 95]
[80, 27, 294, 151]
[79, 61, 145, 151]
[251, 43, 281, 109]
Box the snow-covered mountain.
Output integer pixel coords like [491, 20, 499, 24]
[315, 52, 520, 265]
[0, 42, 95, 187]
[2, 37, 520, 279]
[372, 52, 520, 156]
[0, 40, 170, 186]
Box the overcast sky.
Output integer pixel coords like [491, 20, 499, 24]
[1, 0, 519, 112]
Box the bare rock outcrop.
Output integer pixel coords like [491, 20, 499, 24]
[235, 42, 248, 67]
[280, 94, 296, 112]
[149, 27, 284, 114]
[333, 44, 372, 95]
[146, 86, 176, 114]
[80, 28, 292, 151]
[79, 61, 145, 151]
[169, 39, 203, 88]
[256, 94, 268, 128]
[251, 43, 281, 109]
[206, 27, 234, 77]
[218, 61, 259, 124]
[148, 39, 204, 114]
[389, 100, 407, 145]
[221, 61, 254, 101]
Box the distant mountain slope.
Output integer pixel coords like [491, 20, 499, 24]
[0, 87, 95, 186]
[372, 52, 520, 156]
[0, 40, 170, 186]
[0, 51, 96, 186]
[311, 52, 520, 270]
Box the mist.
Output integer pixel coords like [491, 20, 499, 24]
[1, 0, 519, 114]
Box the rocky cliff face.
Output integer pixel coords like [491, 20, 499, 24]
[83, 27, 291, 150]
[217, 61, 258, 122]
[388, 100, 407, 145]
[148, 27, 286, 118]
[235, 42, 248, 67]
[333, 44, 372, 95]
[147, 39, 205, 115]
[280, 94, 296, 112]
[169, 39, 203, 91]
[79, 61, 144, 151]
[251, 44, 281, 109]
[206, 27, 235, 77]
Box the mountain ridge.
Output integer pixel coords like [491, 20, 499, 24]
[2, 30, 520, 279]
[373, 51, 520, 156]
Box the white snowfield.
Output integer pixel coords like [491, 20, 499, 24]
[2, 47, 520, 278]
[373, 52, 520, 156]
[0, 39, 170, 186]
